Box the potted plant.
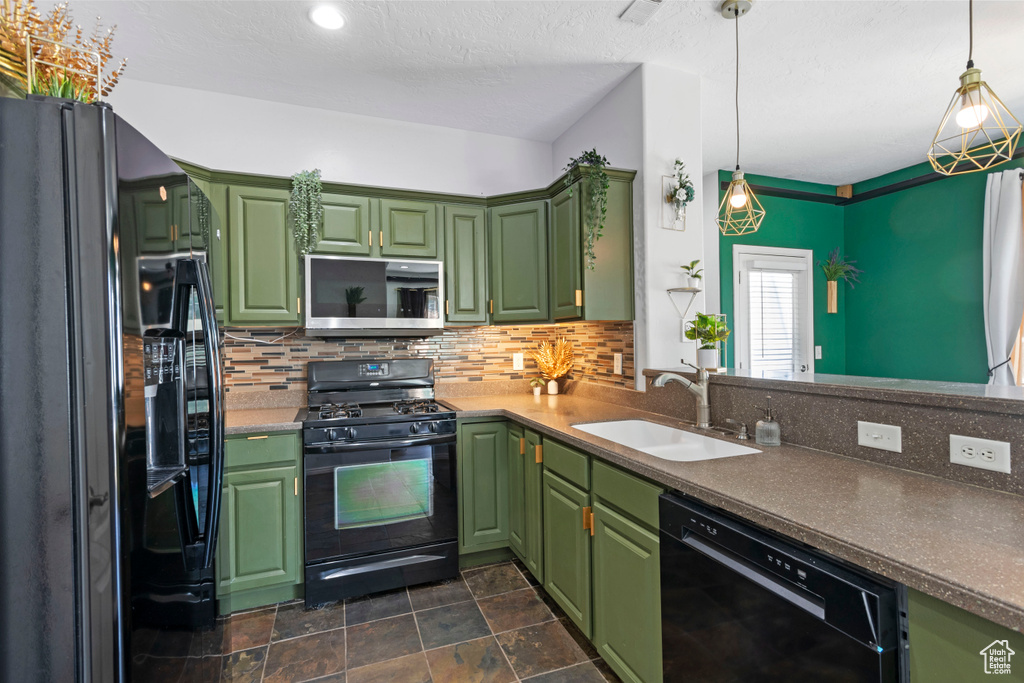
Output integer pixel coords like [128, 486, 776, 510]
[529, 377, 545, 396]
[668, 159, 695, 222]
[530, 338, 575, 395]
[564, 149, 610, 270]
[817, 248, 862, 314]
[680, 259, 703, 289]
[685, 313, 731, 369]
[290, 169, 323, 256]
[345, 286, 366, 317]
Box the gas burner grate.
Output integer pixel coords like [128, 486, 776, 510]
[318, 403, 362, 420]
[393, 399, 440, 415]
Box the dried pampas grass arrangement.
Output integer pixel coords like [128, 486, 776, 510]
[530, 338, 575, 381]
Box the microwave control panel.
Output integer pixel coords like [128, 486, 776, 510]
[359, 362, 390, 377]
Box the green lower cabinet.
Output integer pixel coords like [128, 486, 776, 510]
[218, 465, 301, 596]
[508, 424, 527, 560]
[592, 500, 663, 683]
[458, 420, 510, 553]
[509, 425, 544, 582]
[542, 469, 592, 637]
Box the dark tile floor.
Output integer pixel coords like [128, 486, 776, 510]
[134, 560, 622, 683]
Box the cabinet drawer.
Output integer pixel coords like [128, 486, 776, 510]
[543, 439, 590, 491]
[226, 432, 299, 469]
[592, 460, 665, 530]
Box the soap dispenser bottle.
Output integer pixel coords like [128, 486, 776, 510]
[755, 396, 781, 446]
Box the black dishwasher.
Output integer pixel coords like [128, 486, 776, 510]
[660, 493, 906, 682]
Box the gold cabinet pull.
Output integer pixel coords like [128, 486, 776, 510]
[582, 506, 594, 534]
[519, 437, 526, 455]
[297, 296, 301, 312]
[247, 435, 269, 440]
[575, 289, 583, 307]
[489, 299, 494, 314]
[379, 230, 383, 247]
[445, 300, 449, 316]
[369, 229, 373, 247]
[535, 444, 543, 464]
[294, 477, 298, 496]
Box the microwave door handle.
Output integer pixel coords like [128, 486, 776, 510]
[195, 258, 224, 569]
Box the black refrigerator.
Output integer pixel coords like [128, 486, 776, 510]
[0, 95, 225, 682]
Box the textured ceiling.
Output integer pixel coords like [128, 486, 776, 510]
[71, 0, 1024, 185]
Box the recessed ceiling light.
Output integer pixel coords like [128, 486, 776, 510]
[309, 6, 345, 30]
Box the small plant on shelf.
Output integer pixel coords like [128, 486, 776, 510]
[290, 169, 323, 256]
[564, 148, 610, 271]
[668, 158, 695, 219]
[0, 0, 127, 102]
[685, 313, 730, 369]
[681, 259, 703, 289]
[530, 338, 575, 395]
[817, 248, 862, 314]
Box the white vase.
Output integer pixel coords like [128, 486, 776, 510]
[687, 277, 702, 290]
[697, 348, 719, 370]
[533, 386, 542, 396]
[547, 379, 559, 395]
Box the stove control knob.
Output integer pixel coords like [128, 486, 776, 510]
[427, 422, 438, 433]
[346, 428, 356, 440]
[409, 423, 421, 435]
[327, 428, 337, 441]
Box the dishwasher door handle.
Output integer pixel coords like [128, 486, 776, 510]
[682, 532, 826, 620]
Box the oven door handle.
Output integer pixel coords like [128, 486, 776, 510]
[305, 434, 456, 454]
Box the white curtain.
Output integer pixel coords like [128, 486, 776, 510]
[983, 169, 1024, 386]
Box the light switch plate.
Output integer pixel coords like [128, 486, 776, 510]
[857, 421, 902, 453]
[512, 353, 524, 371]
[950, 434, 1011, 474]
[613, 353, 623, 375]
[815, 346, 822, 360]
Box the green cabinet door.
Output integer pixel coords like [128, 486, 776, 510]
[172, 184, 193, 251]
[507, 423, 526, 562]
[132, 187, 176, 253]
[543, 470, 592, 637]
[226, 186, 301, 325]
[443, 205, 488, 324]
[592, 501, 662, 683]
[458, 421, 510, 552]
[550, 184, 582, 320]
[489, 201, 549, 323]
[380, 198, 439, 258]
[204, 181, 229, 322]
[315, 193, 374, 255]
[582, 175, 634, 321]
[218, 465, 301, 595]
[523, 429, 544, 582]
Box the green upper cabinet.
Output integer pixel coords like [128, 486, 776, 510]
[543, 468, 592, 637]
[203, 181, 228, 322]
[581, 174, 634, 321]
[380, 198, 439, 258]
[172, 184, 193, 251]
[315, 193, 375, 256]
[443, 205, 489, 324]
[226, 185, 301, 326]
[458, 420, 510, 553]
[550, 184, 582, 320]
[489, 200, 549, 323]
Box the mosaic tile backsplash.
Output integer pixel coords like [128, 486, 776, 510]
[223, 322, 634, 393]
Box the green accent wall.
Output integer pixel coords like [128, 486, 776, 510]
[718, 160, 1024, 383]
[718, 170, 848, 373]
[844, 159, 1024, 383]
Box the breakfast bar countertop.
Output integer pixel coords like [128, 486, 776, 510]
[441, 393, 1024, 633]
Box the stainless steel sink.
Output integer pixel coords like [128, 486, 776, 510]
[572, 419, 760, 462]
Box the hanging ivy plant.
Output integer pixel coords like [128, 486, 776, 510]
[290, 169, 323, 256]
[564, 149, 610, 270]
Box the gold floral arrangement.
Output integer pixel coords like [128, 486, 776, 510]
[530, 338, 575, 381]
[1, 0, 126, 102]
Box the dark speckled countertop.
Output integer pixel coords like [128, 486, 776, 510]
[441, 393, 1024, 632]
[225, 407, 303, 435]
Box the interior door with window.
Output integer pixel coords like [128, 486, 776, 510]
[733, 246, 815, 374]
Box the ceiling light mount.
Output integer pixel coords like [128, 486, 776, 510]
[309, 5, 345, 30]
[720, 0, 752, 20]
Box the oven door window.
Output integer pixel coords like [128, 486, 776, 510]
[334, 459, 433, 530]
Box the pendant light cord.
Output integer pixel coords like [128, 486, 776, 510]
[734, 8, 740, 171]
[967, 0, 974, 69]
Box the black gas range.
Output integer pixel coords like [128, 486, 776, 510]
[301, 359, 458, 607]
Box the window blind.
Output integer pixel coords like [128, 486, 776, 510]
[747, 268, 807, 372]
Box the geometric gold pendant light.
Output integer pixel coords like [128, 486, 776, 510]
[927, 0, 1022, 176]
[717, 0, 765, 236]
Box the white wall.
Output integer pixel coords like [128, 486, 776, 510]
[108, 79, 553, 196]
[639, 64, 705, 381]
[701, 169, 722, 314]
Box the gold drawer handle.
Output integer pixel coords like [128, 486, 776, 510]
[520, 437, 526, 455]
[535, 444, 543, 464]
[247, 435, 269, 440]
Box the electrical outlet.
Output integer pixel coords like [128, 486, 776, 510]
[613, 353, 623, 375]
[815, 346, 822, 360]
[512, 353, 524, 371]
[857, 421, 902, 453]
[950, 435, 1011, 474]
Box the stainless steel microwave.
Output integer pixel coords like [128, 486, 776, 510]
[304, 255, 444, 335]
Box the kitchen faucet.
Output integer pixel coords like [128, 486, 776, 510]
[652, 362, 711, 429]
